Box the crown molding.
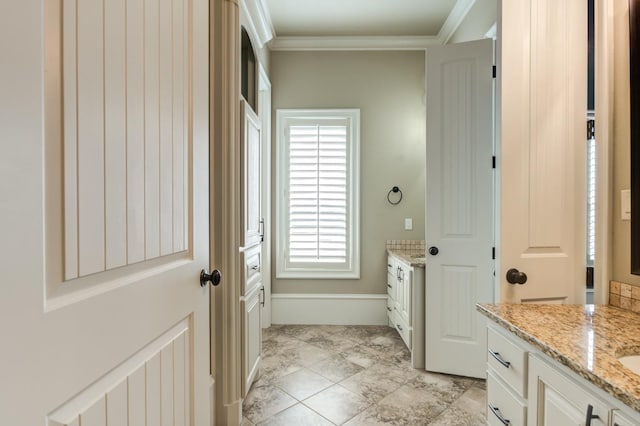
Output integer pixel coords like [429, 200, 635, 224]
[269, 35, 441, 51]
[437, 0, 477, 44]
[240, 0, 274, 48]
[485, 22, 497, 40]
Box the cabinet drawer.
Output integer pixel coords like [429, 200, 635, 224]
[387, 271, 395, 298]
[487, 370, 526, 426]
[242, 245, 262, 296]
[488, 326, 528, 397]
[393, 310, 412, 350]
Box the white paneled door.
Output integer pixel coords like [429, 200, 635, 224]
[499, 0, 587, 304]
[0, 0, 211, 424]
[425, 39, 494, 379]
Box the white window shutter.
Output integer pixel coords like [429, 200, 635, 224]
[288, 124, 348, 263]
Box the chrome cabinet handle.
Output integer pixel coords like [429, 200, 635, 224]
[488, 404, 510, 425]
[260, 286, 265, 307]
[489, 350, 511, 368]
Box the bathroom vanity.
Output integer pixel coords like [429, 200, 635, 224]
[386, 250, 425, 369]
[478, 304, 640, 425]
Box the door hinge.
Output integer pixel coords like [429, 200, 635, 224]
[492, 65, 496, 78]
[492, 247, 495, 260]
[492, 156, 496, 169]
[587, 119, 595, 139]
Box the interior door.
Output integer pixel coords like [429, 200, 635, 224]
[425, 39, 494, 379]
[499, 0, 587, 304]
[0, 0, 211, 424]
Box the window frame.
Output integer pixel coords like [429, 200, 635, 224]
[275, 109, 360, 279]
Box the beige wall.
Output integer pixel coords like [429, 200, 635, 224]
[448, 0, 497, 45]
[612, 0, 640, 286]
[270, 51, 426, 294]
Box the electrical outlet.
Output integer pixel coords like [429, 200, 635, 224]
[404, 218, 413, 230]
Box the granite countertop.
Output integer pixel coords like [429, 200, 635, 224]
[386, 249, 426, 268]
[477, 303, 640, 411]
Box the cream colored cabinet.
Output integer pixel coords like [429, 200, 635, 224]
[486, 325, 528, 425]
[240, 100, 263, 249]
[612, 410, 640, 426]
[386, 257, 396, 321]
[386, 255, 424, 369]
[487, 323, 640, 426]
[528, 354, 608, 425]
[240, 100, 263, 397]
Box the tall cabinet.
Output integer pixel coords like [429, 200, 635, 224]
[240, 99, 263, 396]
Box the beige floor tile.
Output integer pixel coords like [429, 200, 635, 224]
[274, 368, 333, 400]
[257, 403, 335, 426]
[242, 384, 297, 424]
[451, 386, 487, 418]
[308, 354, 364, 382]
[303, 384, 371, 425]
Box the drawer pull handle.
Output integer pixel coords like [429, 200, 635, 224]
[397, 324, 403, 331]
[387, 284, 392, 288]
[387, 307, 392, 312]
[585, 404, 599, 426]
[488, 404, 510, 425]
[489, 350, 511, 368]
[251, 265, 260, 271]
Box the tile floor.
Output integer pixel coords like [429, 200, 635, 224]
[241, 325, 487, 425]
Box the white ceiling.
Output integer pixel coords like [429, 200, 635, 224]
[264, 0, 460, 37]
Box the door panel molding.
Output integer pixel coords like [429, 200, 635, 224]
[44, 0, 193, 306]
[48, 318, 191, 426]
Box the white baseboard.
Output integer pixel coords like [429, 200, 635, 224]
[271, 293, 389, 325]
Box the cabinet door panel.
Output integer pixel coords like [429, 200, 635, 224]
[240, 100, 262, 249]
[528, 355, 608, 425]
[242, 288, 262, 396]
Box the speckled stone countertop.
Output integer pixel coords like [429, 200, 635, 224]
[386, 249, 426, 268]
[477, 303, 640, 412]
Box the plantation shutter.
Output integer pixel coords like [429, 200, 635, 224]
[288, 121, 348, 264]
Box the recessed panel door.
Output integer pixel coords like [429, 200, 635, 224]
[0, 0, 211, 423]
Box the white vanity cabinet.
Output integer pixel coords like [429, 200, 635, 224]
[486, 323, 640, 426]
[386, 254, 425, 369]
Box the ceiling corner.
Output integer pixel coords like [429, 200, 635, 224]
[437, 0, 477, 44]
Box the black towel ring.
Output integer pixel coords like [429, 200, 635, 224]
[387, 186, 403, 205]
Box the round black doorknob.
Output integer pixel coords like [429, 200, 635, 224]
[200, 269, 222, 287]
[428, 246, 439, 256]
[506, 268, 527, 285]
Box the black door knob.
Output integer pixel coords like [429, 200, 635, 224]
[200, 269, 222, 287]
[506, 268, 527, 285]
[428, 246, 439, 256]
